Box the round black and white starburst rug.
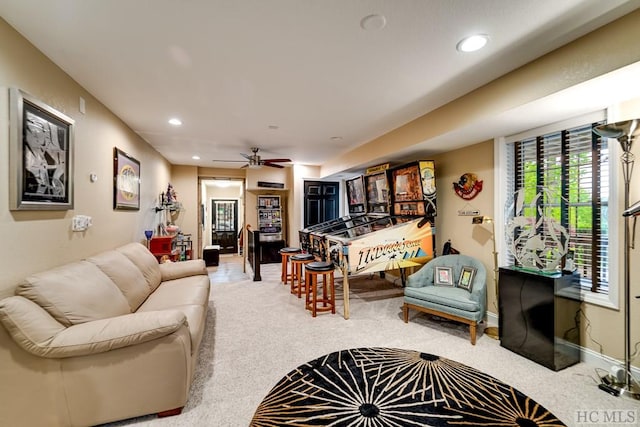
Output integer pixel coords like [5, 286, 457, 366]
[251, 347, 566, 426]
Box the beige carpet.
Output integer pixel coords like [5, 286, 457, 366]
[105, 256, 637, 427]
[338, 274, 405, 302]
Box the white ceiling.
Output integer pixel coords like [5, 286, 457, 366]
[2, 0, 640, 174]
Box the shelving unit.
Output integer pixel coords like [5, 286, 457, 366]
[175, 234, 192, 261]
[149, 235, 179, 262]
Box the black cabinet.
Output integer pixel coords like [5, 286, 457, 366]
[499, 267, 581, 371]
[259, 240, 285, 264]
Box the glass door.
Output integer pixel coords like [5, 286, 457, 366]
[212, 199, 238, 254]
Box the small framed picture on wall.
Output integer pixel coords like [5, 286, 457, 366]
[113, 147, 140, 210]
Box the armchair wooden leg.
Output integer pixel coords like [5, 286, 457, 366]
[402, 303, 409, 323]
[470, 323, 477, 345]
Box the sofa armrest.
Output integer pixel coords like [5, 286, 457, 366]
[0, 296, 186, 358]
[160, 259, 207, 281]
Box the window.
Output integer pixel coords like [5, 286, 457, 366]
[503, 119, 612, 300]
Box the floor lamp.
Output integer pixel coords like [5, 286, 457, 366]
[472, 216, 499, 339]
[594, 119, 640, 400]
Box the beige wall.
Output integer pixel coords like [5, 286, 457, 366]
[0, 18, 171, 298]
[290, 164, 323, 247]
[170, 165, 199, 238]
[431, 141, 496, 311]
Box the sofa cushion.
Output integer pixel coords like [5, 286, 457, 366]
[138, 275, 210, 352]
[16, 261, 130, 327]
[117, 243, 162, 292]
[159, 259, 207, 282]
[87, 250, 151, 311]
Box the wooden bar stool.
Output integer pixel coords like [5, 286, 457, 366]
[305, 261, 336, 317]
[279, 247, 301, 284]
[290, 253, 315, 298]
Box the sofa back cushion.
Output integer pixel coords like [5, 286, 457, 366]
[87, 250, 151, 311]
[16, 261, 130, 327]
[117, 243, 162, 292]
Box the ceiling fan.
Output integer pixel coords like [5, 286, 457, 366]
[214, 147, 291, 169]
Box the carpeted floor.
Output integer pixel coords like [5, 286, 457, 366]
[105, 255, 638, 427]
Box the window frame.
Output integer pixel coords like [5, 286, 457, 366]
[495, 111, 619, 309]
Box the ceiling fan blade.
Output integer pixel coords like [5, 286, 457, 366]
[240, 153, 253, 160]
[261, 158, 291, 163]
[263, 162, 284, 169]
[212, 159, 246, 163]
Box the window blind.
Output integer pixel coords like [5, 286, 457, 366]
[510, 121, 608, 293]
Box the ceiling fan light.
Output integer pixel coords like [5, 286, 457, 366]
[248, 164, 262, 169]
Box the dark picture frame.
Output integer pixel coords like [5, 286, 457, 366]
[457, 266, 477, 291]
[9, 88, 74, 210]
[346, 175, 366, 214]
[113, 147, 140, 210]
[434, 266, 454, 286]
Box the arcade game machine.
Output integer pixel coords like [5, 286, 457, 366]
[298, 214, 365, 259]
[389, 160, 437, 219]
[324, 160, 437, 319]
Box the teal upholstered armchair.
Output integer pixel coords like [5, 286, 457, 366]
[403, 254, 487, 344]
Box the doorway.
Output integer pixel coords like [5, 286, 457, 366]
[198, 178, 244, 259]
[212, 199, 239, 254]
[304, 181, 340, 227]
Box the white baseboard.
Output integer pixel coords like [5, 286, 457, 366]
[484, 314, 638, 378]
[573, 341, 640, 379]
[486, 311, 498, 328]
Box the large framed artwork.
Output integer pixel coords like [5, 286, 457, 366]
[113, 147, 140, 210]
[9, 88, 75, 210]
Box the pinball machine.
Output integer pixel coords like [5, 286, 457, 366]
[301, 160, 437, 319]
[298, 166, 391, 258]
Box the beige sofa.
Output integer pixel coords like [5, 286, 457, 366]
[0, 242, 211, 427]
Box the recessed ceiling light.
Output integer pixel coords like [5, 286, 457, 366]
[168, 118, 182, 126]
[268, 125, 279, 130]
[360, 14, 386, 31]
[456, 34, 489, 52]
[192, 155, 200, 160]
[330, 136, 343, 141]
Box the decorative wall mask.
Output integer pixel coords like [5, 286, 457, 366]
[453, 172, 483, 200]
